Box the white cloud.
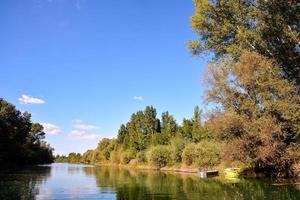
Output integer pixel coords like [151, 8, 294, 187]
[133, 96, 144, 101]
[69, 130, 101, 141]
[74, 121, 100, 130]
[19, 94, 45, 105]
[41, 123, 62, 135]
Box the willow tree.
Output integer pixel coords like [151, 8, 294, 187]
[206, 51, 300, 177]
[190, 0, 300, 86]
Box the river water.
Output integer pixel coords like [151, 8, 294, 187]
[0, 163, 300, 200]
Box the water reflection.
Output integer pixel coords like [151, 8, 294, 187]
[83, 166, 300, 200]
[0, 163, 300, 200]
[0, 165, 51, 200]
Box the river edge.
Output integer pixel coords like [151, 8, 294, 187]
[92, 162, 218, 176]
[89, 162, 300, 179]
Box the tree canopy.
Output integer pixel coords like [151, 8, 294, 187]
[0, 98, 54, 165]
[189, 0, 300, 86]
[205, 51, 300, 176]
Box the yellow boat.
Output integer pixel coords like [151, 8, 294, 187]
[224, 168, 242, 178]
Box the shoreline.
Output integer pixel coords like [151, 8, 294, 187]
[92, 162, 202, 175]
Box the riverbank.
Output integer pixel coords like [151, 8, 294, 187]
[92, 160, 210, 175]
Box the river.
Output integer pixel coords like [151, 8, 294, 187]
[0, 163, 300, 200]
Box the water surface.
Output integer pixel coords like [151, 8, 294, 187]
[0, 163, 300, 200]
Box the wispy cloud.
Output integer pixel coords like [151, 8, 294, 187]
[18, 94, 45, 105]
[69, 130, 101, 141]
[74, 119, 82, 123]
[74, 121, 100, 130]
[41, 123, 62, 135]
[133, 96, 144, 101]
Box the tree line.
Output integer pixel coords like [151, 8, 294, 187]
[58, 54, 300, 177]
[56, 105, 220, 170]
[0, 98, 54, 165]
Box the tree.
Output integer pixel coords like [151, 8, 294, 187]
[143, 106, 160, 136]
[160, 112, 178, 144]
[180, 118, 193, 140]
[117, 124, 128, 144]
[0, 98, 54, 164]
[127, 112, 144, 151]
[190, 0, 300, 86]
[97, 138, 114, 160]
[205, 51, 300, 177]
[191, 106, 206, 142]
[82, 150, 94, 164]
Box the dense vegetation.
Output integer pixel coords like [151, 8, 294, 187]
[56, 106, 220, 169]
[57, 53, 300, 178]
[189, 0, 300, 87]
[0, 98, 54, 165]
[57, 0, 300, 178]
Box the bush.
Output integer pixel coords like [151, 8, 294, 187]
[182, 140, 220, 168]
[92, 150, 106, 164]
[182, 143, 198, 166]
[110, 150, 121, 164]
[137, 151, 147, 163]
[147, 145, 172, 168]
[171, 138, 187, 163]
[120, 151, 135, 164]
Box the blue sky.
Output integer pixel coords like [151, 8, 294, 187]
[0, 0, 207, 155]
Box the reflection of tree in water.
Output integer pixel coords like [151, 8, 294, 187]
[0, 165, 51, 200]
[84, 166, 300, 200]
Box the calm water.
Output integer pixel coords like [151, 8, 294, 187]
[0, 163, 300, 200]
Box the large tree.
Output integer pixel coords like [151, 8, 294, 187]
[0, 98, 54, 164]
[205, 51, 300, 177]
[190, 0, 300, 86]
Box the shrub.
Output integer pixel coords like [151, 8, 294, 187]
[120, 151, 135, 164]
[171, 138, 187, 163]
[92, 150, 106, 164]
[182, 140, 220, 168]
[110, 150, 121, 164]
[137, 151, 147, 163]
[147, 145, 172, 168]
[182, 143, 198, 166]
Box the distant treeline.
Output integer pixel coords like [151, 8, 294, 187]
[0, 98, 54, 165]
[56, 105, 219, 169]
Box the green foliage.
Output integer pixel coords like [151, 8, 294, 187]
[147, 145, 172, 168]
[110, 150, 121, 164]
[0, 98, 54, 165]
[120, 151, 135, 164]
[96, 138, 118, 161]
[191, 106, 206, 142]
[190, 0, 300, 86]
[117, 124, 128, 144]
[205, 51, 300, 177]
[67, 153, 83, 163]
[161, 112, 178, 144]
[182, 141, 220, 168]
[136, 151, 147, 163]
[82, 150, 94, 164]
[170, 138, 187, 163]
[180, 119, 193, 140]
[92, 150, 106, 164]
